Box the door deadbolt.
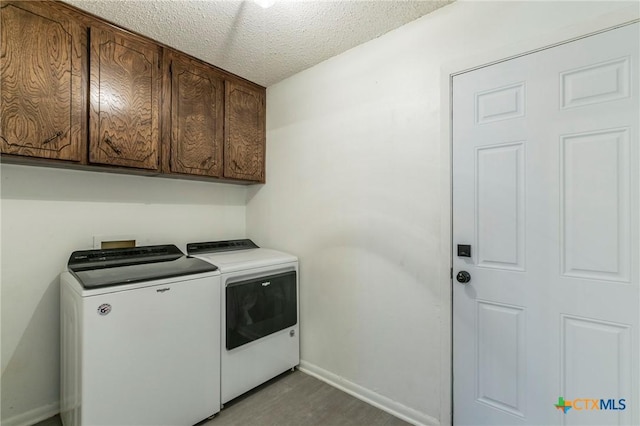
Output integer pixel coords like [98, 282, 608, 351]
[457, 244, 471, 258]
[456, 271, 471, 284]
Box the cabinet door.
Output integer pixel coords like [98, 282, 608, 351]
[224, 80, 265, 182]
[0, 1, 85, 161]
[89, 25, 160, 170]
[167, 52, 224, 177]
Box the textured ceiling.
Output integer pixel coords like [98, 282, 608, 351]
[61, 0, 453, 86]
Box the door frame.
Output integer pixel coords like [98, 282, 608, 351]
[438, 6, 640, 424]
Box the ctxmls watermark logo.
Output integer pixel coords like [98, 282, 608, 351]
[555, 396, 626, 414]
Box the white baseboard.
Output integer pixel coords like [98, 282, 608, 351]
[298, 360, 440, 426]
[1, 402, 59, 426]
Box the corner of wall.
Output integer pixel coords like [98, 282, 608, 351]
[299, 361, 440, 426]
[0, 402, 59, 426]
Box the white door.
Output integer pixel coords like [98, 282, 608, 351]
[453, 23, 639, 425]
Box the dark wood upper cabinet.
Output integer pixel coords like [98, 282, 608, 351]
[0, 0, 85, 161]
[89, 24, 160, 170]
[164, 51, 224, 177]
[224, 80, 266, 182]
[1, 1, 266, 183]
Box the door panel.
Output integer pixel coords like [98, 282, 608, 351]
[561, 315, 631, 426]
[453, 23, 639, 425]
[89, 25, 160, 170]
[561, 128, 630, 281]
[560, 57, 630, 109]
[476, 142, 525, 270]
[0, 1, 84, 161]
[168, 52, 224, 177]
[475, 82, 525, 124]
[224, 80, 265, 182]
[476, 301, 526, 418]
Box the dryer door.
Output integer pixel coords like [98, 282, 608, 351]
[226, 271, 297, 350]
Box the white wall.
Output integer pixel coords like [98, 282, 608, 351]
[2, 2, 638, 425]
[246, 1, 638, 424]
[0, 164, 247, 425]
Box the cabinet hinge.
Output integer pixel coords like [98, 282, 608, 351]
[450, 268, 453, 279]
[169, 63, 172, 75]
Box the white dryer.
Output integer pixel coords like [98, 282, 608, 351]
[60, 245, 221, 426]
[187, 239, 299, 405]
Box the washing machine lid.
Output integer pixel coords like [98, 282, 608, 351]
[67, 245, 218, 289]
[187, 240, 297, 272]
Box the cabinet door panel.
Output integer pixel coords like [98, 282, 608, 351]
[0, 1, 84, 161]
[89, 26, 160, 170]
[169, 54, 223, 177]
[224, 81, 265, 182]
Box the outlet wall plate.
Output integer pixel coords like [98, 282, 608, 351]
[93, 234, 141, 249]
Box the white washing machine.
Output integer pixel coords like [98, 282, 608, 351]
[60, 245, 221, 426]
[187, 239, 299, 405]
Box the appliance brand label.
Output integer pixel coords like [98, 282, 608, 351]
[97, 303, 112, 316]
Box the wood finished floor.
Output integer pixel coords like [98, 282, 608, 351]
[36, 370, 409, 426]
